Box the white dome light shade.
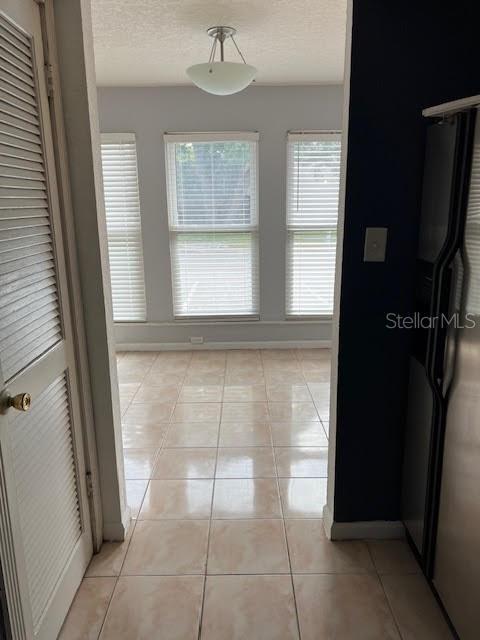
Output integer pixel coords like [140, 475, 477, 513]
[186, 61, 257, 96]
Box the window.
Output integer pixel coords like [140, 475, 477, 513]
[100, 133, 146, 321]
[286, 132, 341, 316]
[164, 132, 259, 318]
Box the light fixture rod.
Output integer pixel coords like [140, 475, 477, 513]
[230, 34, 247, 65]
[207, 26, 239, 64]
[208, 36, 217, 64]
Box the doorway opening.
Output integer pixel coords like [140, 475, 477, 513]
[70, 0, 347, 636]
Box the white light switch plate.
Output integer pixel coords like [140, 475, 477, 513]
[363, 227, 387, 262]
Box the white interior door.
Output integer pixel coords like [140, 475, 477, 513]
[0, 1, 93, 638]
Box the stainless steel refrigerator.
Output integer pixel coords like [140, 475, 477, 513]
[402, 98, 480, 639]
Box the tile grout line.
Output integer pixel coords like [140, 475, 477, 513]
[197, 352, 226, 640]
[131, 350, 184, 525]
[95, 513, 140, 639]
[94, 491, 142, 637]
[297, 347, 331, 439]
[154, 352, 195, 502]
[106, 569, 407, 577]
[365, 544, 405, 640]
[95, 351, 161, 639]
[141, 474, 327, 480]
[303, 354, 331, 443]
[297, 348, 325, 428]
[300, 349, 319, 411]
[94, 577, 119, 640]
[98, 351, 191, 639]
[269, 354, 303, 640]
[153, 350, 193, 471]
[125, 350, 192, 537]
[120, 350, 159, 410]
[89, 516, 312, 522]
[121, 350, 164, 497]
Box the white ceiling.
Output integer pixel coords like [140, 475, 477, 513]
[91, 0, 347, 86]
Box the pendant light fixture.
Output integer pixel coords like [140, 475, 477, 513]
[186, 26, 257, 96]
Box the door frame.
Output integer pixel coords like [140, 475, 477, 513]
[36, 0, 103, 550]
[322, 0, 352, 539]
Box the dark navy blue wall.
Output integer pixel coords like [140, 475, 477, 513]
[334, 0, 480, 522]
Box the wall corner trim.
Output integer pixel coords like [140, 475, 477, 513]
[323, 503, 335, 538]
[102, 505, 132, 542]
[323, 506, 405, 540]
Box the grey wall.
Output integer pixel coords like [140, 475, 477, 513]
[97, 85, 343, 347]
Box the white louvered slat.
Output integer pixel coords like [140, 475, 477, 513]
[2, 328, 61, 381]
[100, 133, 146, 321]
[286, 133, 341, 316]
[9, 374, 81, 631]
[165, 134, 259, 318]
[0, 283, 57, 324]
[0, 19, 61, 382]
[0, 298, 56, 340]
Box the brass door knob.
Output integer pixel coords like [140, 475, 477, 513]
[9, 393, 31, 412]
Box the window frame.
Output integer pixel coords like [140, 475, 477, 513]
[285, 130, 341, 320]
[100, 132, 147, 323]
[164, 132, 260, 321]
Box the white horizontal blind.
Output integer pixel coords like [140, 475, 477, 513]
[286, 132, 341, 316]
[165, 133, 259, 318]
[100, 133, 146, 321]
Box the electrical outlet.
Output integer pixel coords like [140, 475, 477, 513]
[190, 336, 204, 345]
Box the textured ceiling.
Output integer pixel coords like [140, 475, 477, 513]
[92, 0, 347, 86]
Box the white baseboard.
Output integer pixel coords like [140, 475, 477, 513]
[323, 503, 335, 538]
[103, 506, 131, 542]
[323, 505, 405, 540]
[114, 319, 332, 347]
[117, 340, 332, 351]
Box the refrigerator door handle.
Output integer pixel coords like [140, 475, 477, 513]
[429, 268, 451, 393]
[442, 252, 464, 396]
[442, 325, 457, 396]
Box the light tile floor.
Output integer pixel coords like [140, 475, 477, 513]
[59, 349, 453, 639]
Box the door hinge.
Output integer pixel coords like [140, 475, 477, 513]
[86, 471, 94, 499]
[44, 62, 54, 98]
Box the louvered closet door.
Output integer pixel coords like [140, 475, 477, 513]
[0, 3, 92, 640]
